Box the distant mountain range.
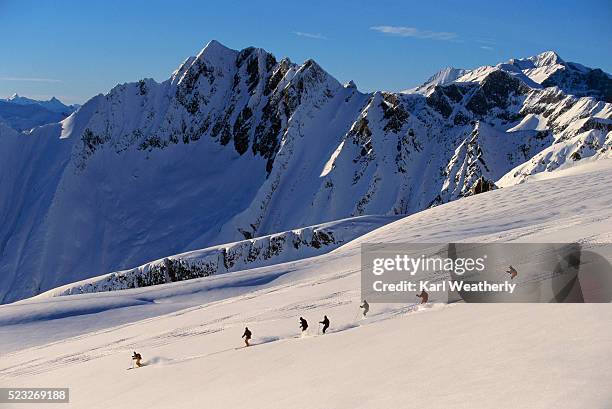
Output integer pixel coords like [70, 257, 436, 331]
[0, 41, 609, 303]
[0, 94, 79, 131]
[405, 51, 611, 102]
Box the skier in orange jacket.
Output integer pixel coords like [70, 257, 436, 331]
[132, 351, 143, 367]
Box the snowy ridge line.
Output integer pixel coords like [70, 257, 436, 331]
[36, 216, 397, 298]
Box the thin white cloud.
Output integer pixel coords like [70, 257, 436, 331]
[480, 45, 494, 51]
[293, 31, 327, 40]
[0, 76, 62, 83]
[370, 25, 457, 41]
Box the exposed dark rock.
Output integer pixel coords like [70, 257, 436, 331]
[246, 56, 260, 94]
[543, 66, 612, 103]
[442, 84, 464, 103]
[380, 93, 409, 133]
[233, 106, 253, 155]
[470, 176, 496, 195]
[427, 87, 453, 118]
[265, 59, 290, 95]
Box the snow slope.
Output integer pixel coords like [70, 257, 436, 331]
[0, 159, 610, 409]
[507, 113, 548, 132]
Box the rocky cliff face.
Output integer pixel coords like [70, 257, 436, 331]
[0, 41, 610, 302]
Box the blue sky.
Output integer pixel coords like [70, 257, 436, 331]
[1, 0, 610, 104]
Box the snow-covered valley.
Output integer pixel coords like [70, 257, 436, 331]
[1, 158, 610, 409]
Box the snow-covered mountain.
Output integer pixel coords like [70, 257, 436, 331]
[430, 51, 612, 102]
[3, 93, 79, 114]
[508, 51, 612, 102]
[0, 41, 610, 303]
[409, 51, 611, 103]
[1, 158, 611, 409]
[403, 66, 467, 94]
[0, 94, 78, 131]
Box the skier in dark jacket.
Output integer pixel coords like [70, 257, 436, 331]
[319, 315, 330, 334]
[416, 289, 429, 304]
[132, 351, 143, 367]
[360, 300, 370, 318]
[299, 317, 308, 333]
[242, 327, 252, 347]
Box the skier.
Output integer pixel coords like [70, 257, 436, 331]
[416, 289, 429, 304]
[132, 351, 143, 368]
[319, 315, 330, 334]
[506, 265, 518, 279]
[360, 299, 370, 318]
[299, 317, 308, 333]
[242, 327, 252, 347]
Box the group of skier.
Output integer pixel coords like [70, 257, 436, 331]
[296, 314, 329, 335]
[240, 299, 372, 348]
[238, 293, 429, 347]
[131, 293, 426, 365]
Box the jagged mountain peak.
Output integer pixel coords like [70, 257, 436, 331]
[296, 58, 329, 79]
[506, 50, 565, 74]
[294, 58, 337, 85]
[533, 50, 564, 65]
[404, 66, 467, 95]
[430, 66, 467, 83]
[196, 39, 238, 61]
[524, 50, 565, 67]
[171, 40, 241, 85]
[3, 93, 75, 110]
[203, 39, 230, 51]
[344, 80, 357, 89]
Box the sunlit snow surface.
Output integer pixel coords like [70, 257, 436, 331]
[0, 159, 611, 409]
